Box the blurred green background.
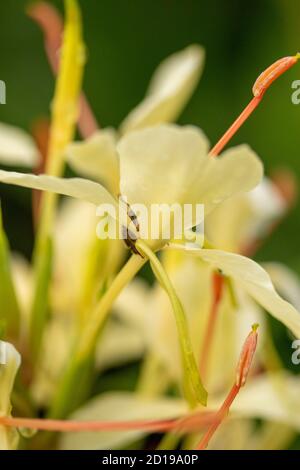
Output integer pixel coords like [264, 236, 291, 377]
[0, 0, 300, 267]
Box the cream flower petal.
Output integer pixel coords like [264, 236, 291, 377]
[232, 373, 300, 430]
[0, 170, 118, 213]
[0, 123, 40, 168]
[119, 124, 209, 210]
[96, 322, 145, 371]
[95, 280, 151, 371]
[193, 145, 263, 216]
[59, 392, 187, 450]
[180, 248, 300, 337]
[120, 45, 205, 134]
[58, 375, 300, 450]
[0, 341, 21, 450]
[66, 129, 120, 195]
[11, 254, 33, 330]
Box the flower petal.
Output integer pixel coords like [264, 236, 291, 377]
[232, 373, 300, 430]
[192, 145, 263, 216]
[119, 124, 209, 210]
[59, 392, 187, 450]
[0, 341, 21, 450]
[263, 262, 300, 311]
[120, 45, 205, 133]
[0, 170, 118, 212]
[52, 199, 98, 314]
[66, 129, 120, 195]
[96, 322, 145, 371]
[205, 177, 285, 252]
[183, 248, 300, 337]
[0, 123, 40, 168]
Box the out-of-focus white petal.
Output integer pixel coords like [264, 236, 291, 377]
[232, 373, 300, 429]
[0, 123, 40, 168]
[11, 255, 33, 333]
[95, 280, 151, 371]
[119, 125, 262, 212]
[205, 177, 283, 252]
[66, 129, 120, 195]
[183, 248, 300, 338]
[52, 199, 98, 315]
[146, 253, 212, 382]
[119, 124, 208, 208]
[96, 322, 145, 371]
[246, 178, 286, 239]
[59, 392, 187, 450]
[120, 45, 205, 134]
[0, 341, 21, 450]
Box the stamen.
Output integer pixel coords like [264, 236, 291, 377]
[27, 1, 99, 138]
[196, 325, 258, 450]
[210, 55, 300, 156]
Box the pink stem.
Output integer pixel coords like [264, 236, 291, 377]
[210, 95, 263, 156]
[0, 412, 214, 434]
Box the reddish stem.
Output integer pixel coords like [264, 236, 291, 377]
[27, 2, 99, 139]
[0, 413, 214, 434]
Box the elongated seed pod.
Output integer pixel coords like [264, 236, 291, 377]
[253, 55, 299, 97]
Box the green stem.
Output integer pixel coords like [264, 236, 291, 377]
[135, 240, 207, 408]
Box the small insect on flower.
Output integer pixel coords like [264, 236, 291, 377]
[253, 54, 300, 97]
